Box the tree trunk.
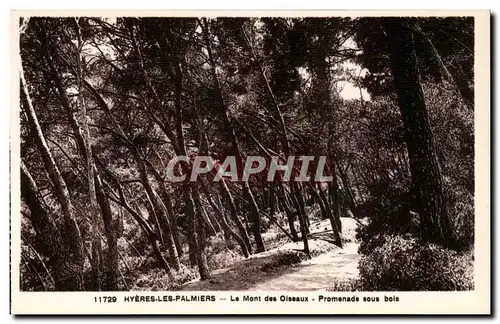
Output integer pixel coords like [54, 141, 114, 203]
[192, 193, 211, 280]
[21, 69, 85, 290]
[200, 180, 250, 257]
[279, 196, 300, 242]
[219, 180, 253, 254]
[292, 183, 310, 233]
[94, 173, 118, 290]
[145, 160, 184, 256]
[107, 180, 173, 278]
[384, 19, 455, 244]
[414, 23, 474, 109]
[326, 180, 342, 232]
[157, 182, 184, 257]
[336, 162, 357, 213]
[43, 21, 120, 289]
[21, 162, 65, 285]
[200, 19, 265, 253]
[317, 188, 343, 248]
[242, 183, 266, 253]
[289, 185, 311, 255]
[74, 19, 103, 290]
[134, 151, 180, 271]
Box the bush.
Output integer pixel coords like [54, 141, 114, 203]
[325, 279, 362, 291]
[358, 235, 473, 291]
[356, 215, 418, 256]
[205, 234, 243, 270]
[305, 204, 322, 222]
[445, 183, 475, 251]
[208, 248, 241, 271]
[132, 264, 198, 291]
[260, 250, 306, 272]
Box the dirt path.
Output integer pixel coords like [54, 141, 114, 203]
[179, 218, 361, 291]
[248, 242, 359, 291]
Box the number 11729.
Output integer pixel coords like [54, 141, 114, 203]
[95, 296, 117, 303]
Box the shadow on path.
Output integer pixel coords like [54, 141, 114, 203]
[179, 218, 361, 291]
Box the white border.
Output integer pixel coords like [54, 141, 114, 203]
[6, 7, 492, 318]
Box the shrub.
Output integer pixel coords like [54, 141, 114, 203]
[445, 183, 475, 251]
[207, 248, 241, 270]
[263, 230, 289, 250]
[358, 235, 473, 291]
[325, 279, 362, 292]
[205, 234, 243, 270]
[260, 250, 306, 272]
[132, 264, 198, 291]
[305, 204, 322, 222]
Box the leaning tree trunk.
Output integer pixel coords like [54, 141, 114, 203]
[200, 19, 265, 253]
[145, 161, 184, 256]
[413, 23, 474, 109]
[40, 20, 120, 290]
[21, 162, 65, 288]
[318, 187, 343, 248]
[192, 193, 211, 280]
[133, 151, 180, 271]
[199, 179, 250, 257]
[278, 191, 300, 242]
[100, 161, 174, 279]
[94, 173, 119, 290]
[240, 26, 311, 255]
[194, 105, 252, 257]
[219, 180, 253, 254]
[21, 69, 85, 291]
[384, 19, 455, 244]
[242, 183, 266, 253]
[74, 19, 102, 290]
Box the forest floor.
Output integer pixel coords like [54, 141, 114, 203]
[179, 217, 363, 291]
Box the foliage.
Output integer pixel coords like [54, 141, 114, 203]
[325, 279, 362, 292]
[132, 265, 198, 291]
[358, 235, 474, 291]
[205, 234, 243, 270]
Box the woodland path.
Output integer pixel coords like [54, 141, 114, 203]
[247, 242, 359, 291]
[180, 218, 361, 291]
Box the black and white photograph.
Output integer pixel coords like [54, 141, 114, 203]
[10, 10, 490, 315]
